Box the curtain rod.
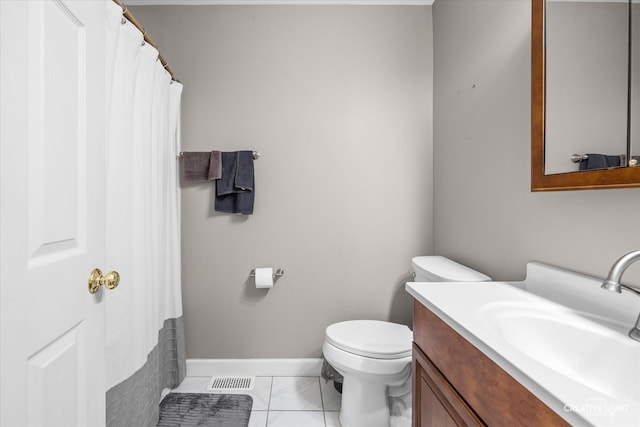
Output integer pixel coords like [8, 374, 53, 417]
[113, 0, 177, 81]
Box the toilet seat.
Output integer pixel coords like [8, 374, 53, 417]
[325, 320, 412, 360]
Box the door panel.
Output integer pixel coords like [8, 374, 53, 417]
[28, 325, 82, 427]
[0, 1, 106, 426]
[27, 0, 88, 265]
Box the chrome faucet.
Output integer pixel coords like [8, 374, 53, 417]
[601, 250, 640, 341]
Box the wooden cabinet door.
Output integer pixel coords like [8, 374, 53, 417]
[413, 344, 484, 427]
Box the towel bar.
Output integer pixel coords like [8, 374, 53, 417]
[179, 150, 260, 160]
[570, 154, 589, 163]
[571, 153, 639, 167]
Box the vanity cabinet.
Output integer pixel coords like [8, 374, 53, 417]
[412, 301, 570, 427]
[413, 343, 483, 426]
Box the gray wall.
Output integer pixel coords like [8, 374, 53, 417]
[432, 0, 640, 285]
[131, 0, 640, 360]
[130, 5, 434, 358]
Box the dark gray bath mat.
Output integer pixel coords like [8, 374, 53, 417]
[157, 393, 253, 427]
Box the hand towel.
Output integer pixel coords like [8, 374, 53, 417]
[234, 150, 254, 191]
[579, 154, 622, 171]
[215, 151, 255, 215]
[182, 152, 212, 181]
[208, 151, 222, 180]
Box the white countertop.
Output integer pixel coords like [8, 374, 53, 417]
[406, 272, 640, 427]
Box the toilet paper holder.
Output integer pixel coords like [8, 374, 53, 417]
[250, 268, 285, 278]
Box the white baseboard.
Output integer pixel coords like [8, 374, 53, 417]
[186, 358, 324, 377]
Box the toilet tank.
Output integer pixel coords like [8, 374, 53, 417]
[411, 256, 491, 282]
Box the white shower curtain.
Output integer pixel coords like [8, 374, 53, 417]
[104, 2, 185, 425]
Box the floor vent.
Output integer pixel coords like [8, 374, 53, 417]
[207, 376, 255, 392]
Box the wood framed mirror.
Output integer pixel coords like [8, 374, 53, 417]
[531, 0, 640, 191]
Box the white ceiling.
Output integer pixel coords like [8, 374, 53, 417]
[126, 0, 434, 5]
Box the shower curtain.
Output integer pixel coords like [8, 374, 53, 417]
[104, 2, 185, 426]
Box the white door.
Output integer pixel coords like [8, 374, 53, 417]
[0, 1, 107, 426]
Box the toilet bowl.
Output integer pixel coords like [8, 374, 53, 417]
[322, 256, 490, 427]
[323, 320, 412, 427]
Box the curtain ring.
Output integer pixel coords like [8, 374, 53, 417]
[141, 29, 146, 46]
[120, 1, 128, 25]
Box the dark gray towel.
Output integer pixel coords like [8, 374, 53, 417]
[215, 151, 255, 214]
[183, 152, 212, 181]
[579, 154, 622, 171]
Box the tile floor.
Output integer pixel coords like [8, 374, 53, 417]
[172, 376, 343, 427]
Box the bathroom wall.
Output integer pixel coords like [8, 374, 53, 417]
[130, 5, 433, 358]
[432, 0, 640, 286]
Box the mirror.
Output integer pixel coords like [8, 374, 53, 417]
[545, 0, 629, 175]
[532, 0, 640, 191]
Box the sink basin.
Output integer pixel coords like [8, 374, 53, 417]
[480, 301, 639, 401]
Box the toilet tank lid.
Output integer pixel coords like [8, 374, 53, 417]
[411, 256, 491, 282]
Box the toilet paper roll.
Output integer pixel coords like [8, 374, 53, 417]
[254, 267, 273, 289]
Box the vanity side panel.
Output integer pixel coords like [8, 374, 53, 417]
[413, 301, 570, 427]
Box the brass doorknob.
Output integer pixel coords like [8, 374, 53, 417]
[88, 268, 120, 294]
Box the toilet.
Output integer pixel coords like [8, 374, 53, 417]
[322, 256, 490, 427]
